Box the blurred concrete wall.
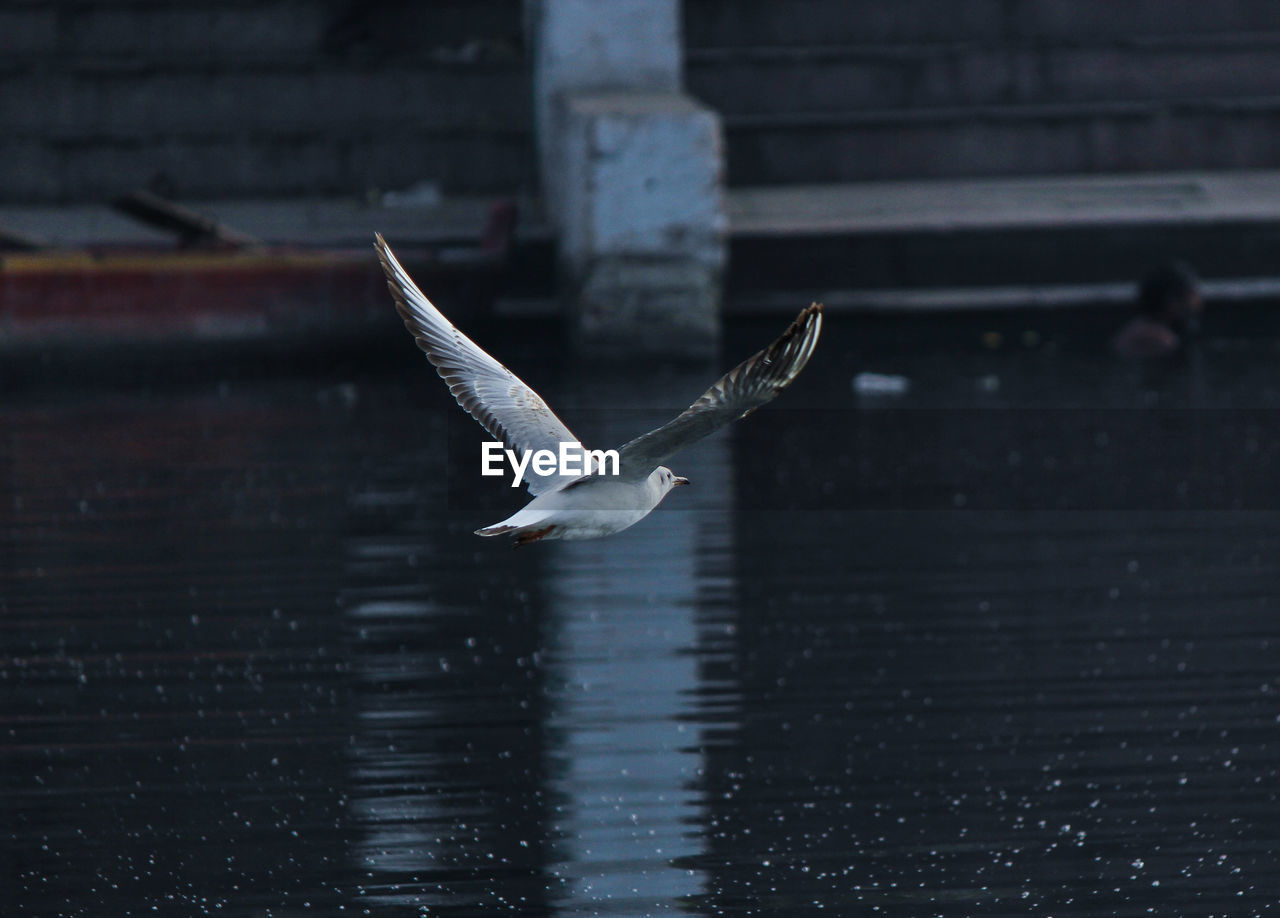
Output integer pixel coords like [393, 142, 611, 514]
[686, 0, 1280, 184]
[8, 0, 1280, 204]
[0, 0, 533, 203]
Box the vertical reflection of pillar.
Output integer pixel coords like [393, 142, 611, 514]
[539, 377, 734, 914]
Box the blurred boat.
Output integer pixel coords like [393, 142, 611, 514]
[0, 192, 518, 346]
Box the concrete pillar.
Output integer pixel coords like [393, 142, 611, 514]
[527, 0, 727, 357]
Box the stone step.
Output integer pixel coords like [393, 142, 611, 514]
[720, 98, 1280, 184]
[0, 60, 532, 202]
[2, 131, 535, 203]
[0, 0, 530, 202]
[685, 0, 1280, 48]
[2, 0, 523, 62]
[687, 33, 1280, 114]
[7, 173, 1280, 320]
[0, 65, 530, 139]
[724, 172, 1280, 295]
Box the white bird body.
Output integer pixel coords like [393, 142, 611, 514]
[374, 233, 822, 545]
[476, 467, 685, 543]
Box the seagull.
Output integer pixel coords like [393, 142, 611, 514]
[375, 233, 823, 545]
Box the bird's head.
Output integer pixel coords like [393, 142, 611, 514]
[654, 466, 690, 494]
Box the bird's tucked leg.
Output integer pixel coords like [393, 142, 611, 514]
[514, 525, 556, 547]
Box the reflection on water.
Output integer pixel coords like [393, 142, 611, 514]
[3, 308, 1280, 915]
[539, 433, 730, 914]
[342, 363, 737, 915]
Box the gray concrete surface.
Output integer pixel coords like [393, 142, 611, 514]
[0, 194, 550, 249]
[684, 0, 1280, 46]
[729, 171, 1280, 235]
[528, 0, 726, 354]
[8, 170, 1280, 316]
[686, 0, 1280, 185]
[1, 0, 530, 203]
[558, 91, 726, 354]
[6, 168, 1280, 245]
[724, 170, 1280, 303]
[527, 0, 682, 224]
[10, 0, 1280, 205]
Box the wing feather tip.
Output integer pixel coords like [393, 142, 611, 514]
[761, 301, 823, 387]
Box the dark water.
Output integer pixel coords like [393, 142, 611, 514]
[3, 308, 1280, 916]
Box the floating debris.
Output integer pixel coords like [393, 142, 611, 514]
[852, 372, 910, 396]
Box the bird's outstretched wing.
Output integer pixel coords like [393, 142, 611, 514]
[613, 303, 823, 478]
[375, 233, 580, 495]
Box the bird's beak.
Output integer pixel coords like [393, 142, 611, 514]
[673, 476, 690, 487]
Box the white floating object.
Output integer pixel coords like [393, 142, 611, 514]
[852, 372, 910, 396]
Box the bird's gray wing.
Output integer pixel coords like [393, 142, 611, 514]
[375, 233, 580, 495]
[612, 303, 823, 479]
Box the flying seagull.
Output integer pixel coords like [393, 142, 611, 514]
[375, 233, 823, 545]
